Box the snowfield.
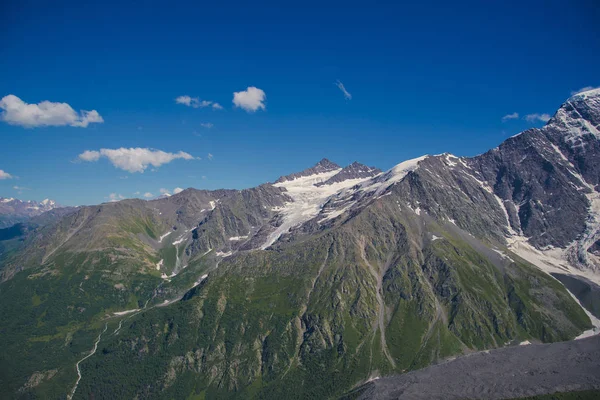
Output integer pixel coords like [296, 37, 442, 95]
[262, 156, 430, 249]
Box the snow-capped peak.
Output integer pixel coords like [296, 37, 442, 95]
[0, 197, 60, 224]
[263, 167, 370, 249]
[385, 155, 429, 185]
[359, 155, 429, 196]
[315, 162, 382, 187]
[547, 88, 600, 143]
[275, 158, 341, 183]
[263, 156, 430, 249]
[568, 87, 600, 102]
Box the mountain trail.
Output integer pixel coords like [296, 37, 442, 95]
[67, 323, 107, 400]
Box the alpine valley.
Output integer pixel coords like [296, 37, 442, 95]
[1, 89, 600, 400]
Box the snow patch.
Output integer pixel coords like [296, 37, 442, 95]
[158, 231, 172, 243]
[262, 169, 368, 249]
[445, 154, 458, 167]
[216, 251, 233, 257]
[190, 274, 209, 290]
[491, 248, 515, 263]
[113, 309, 140, 316]
[229, 235, 249, 241]
[320, 202, 356, 223]
[361, 155, 428, 196]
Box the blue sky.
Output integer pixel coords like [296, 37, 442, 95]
[1, 0, 599, 206]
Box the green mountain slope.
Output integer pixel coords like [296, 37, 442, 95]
[64, 196, 590, 399]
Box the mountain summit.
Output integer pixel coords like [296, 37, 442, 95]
[274, 158, 341, 183]
[1, 92, 599, 399]
[315, 161, 381, 186]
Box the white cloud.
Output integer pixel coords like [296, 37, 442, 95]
[13, 185, 30, 194]
[233, 87, 266, 112]
[0, 169, 13, 179]
[571, 86, 600, 95]
[78, 150, 101, 161]
[140, 187, 183, 198]
[175, 95, 222, 110]
[502, 112, 519, 121]
[107, 193, 125, 202]
[175, 95, 194, 106]
[78, 147, 195, 173]
[0, 94, 104, 128]
[524, 113, 551, 123]
[207, 153, 213, 161]
[335, 80, 352, 100]
[200, 122, 214, 128]
[202, 175, 207, 180]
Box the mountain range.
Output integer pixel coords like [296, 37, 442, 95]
[0, 197, 60, 229]
[1, 89, 599, 399]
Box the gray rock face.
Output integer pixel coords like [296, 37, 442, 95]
[544, 89, 600, 188]
[315, 162, 381, 186]
[280, 90, 600, 276]
[183, 184, 290, 257]
[468, 129, 589, 248]
[275, 158, 341, 183]
[467, 89, 600, 253]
